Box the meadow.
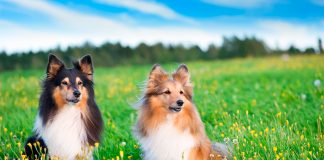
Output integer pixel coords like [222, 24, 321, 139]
[0, 55, 323, 160]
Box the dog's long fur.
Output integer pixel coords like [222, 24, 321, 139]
[134, 64, 230, 160]
[25, 54, 103, 159]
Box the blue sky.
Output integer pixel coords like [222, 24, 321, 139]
[1, 0, 324, 53]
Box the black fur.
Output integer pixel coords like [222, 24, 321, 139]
[25, 54, 103, 159]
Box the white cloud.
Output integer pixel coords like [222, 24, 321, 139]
[0, 0, 219, 53]
[1, 0, 323, 53]
[203, 0, 275, 9]
[256, 20, 324, 49]
[95, 0, 194, 23]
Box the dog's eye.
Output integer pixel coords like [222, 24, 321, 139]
[78, 81, 83, 85]
[61, 81, 68, 85]
[180, 91, 184, 94]
[164, 90, 171, 94]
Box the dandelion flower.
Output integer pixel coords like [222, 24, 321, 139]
[233, 139, 239, 145]
[301, 135, 305, 140]
[251, 99, 257, 106]
[21, 155, 26, 160]
[94, 142, 99, 148]
[273, 146, 278, 153]
[224, 137, 230, 143]
[120, 150, 124, 159]
[27, 143, 32, 149]
[265, 127, 269, 133]
[120, 141, 126, 146]
[314, 79, 321, 87]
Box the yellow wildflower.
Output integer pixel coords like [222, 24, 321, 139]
[301, 135, 304, 140]
[251, 99, 257, 106]
[27, 143, 32, 149]
[95, 142, 99, 148]
[120, 150, 124, 159]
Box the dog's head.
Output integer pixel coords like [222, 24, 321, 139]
[45, 54, 94, 107]
[145, 64, 193, 112]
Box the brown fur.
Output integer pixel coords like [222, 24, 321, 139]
[52, 87, 67, 108]
[46, 56, 64, 79]
[52, 77, 89, 111]
[77, 55, 94, 80]
[136, 64, 227, 160]
[76, 86, 89, 111]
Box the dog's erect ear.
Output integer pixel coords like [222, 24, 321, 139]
[75, 55, 94, 80]
[172, 64, 190, 85]
[149, 64, 168, 83]
[146, 64, 168, 93]
[47, 54, 64, 79]
[173, 64, 193, 99]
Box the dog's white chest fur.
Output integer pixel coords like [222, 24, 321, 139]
[34, 105, 91, 159]
[139, 117, 196, 160]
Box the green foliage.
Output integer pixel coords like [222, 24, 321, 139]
[219, 36, 269, 58]
[2, 36, 316, 72]
[0, 55, 323, 159]
[304, 47, 316, 54]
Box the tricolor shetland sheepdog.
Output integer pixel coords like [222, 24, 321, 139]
[134, 64, 230, 160]
[25, 54, 103, 159]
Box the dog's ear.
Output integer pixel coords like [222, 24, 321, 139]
[173, 64, 193, 99]
[173, 64, 190, 85]
[47, 54, 64, 79]
[74, 55, 94, 80]
[146, 64, 168, 94]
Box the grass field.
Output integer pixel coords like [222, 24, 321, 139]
[0, 55, 323, 160]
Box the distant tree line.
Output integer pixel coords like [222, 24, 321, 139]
[0, 36, 322, 71]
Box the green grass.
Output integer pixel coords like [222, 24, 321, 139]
[0, 55, 323, 159]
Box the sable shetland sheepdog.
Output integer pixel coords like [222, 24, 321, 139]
[24, 54, 103, 159]
[134, 64, 230, 160]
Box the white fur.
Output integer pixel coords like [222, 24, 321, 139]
[34, 105, 92, 160]
[137, 115, 196, 160]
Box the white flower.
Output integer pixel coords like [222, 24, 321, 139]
[301, 94, 306, 100]
[232, 139, 239, 145]
[120, 141, 126, 146]
[314, 79, 321, 87]
[224, 137, 230, 143]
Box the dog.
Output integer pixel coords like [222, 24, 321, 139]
[24, 54, 103, 159]
[134, 64, 230, 160]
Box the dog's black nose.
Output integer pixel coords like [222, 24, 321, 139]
[176, 100, 184, 106]
[73, 90, 81, 98]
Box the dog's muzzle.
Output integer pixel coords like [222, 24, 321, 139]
[66, 98, 80, 103]
[169, 106, 182, 112]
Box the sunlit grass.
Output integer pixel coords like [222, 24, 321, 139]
[0, 55, 323, 159]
